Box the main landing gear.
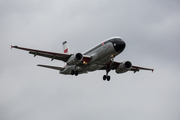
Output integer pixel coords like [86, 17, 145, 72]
[71, 70, 78, 76]
[103, 55, 115, 81]
[103, 75, 111, 81]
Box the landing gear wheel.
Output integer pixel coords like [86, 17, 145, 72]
[75, 71, 79, 76]
[103, 75, 110, 81]
[71, 70, 75, 75]
[103, 68, 111, 81]
[103, 75, 107, 80]
[107, 76, 110, 81]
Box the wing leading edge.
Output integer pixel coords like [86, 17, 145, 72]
[11, 46, 71, 62]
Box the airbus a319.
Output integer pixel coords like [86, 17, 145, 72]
[11, 37, 154, 81]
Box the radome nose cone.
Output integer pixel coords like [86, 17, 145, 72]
[113, 39, 126, 52]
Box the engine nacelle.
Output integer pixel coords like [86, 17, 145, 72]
[67, 53, 83, 65]
[116, 61, 132, 74]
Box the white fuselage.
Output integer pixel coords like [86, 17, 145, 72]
[60, 37, 125, 75]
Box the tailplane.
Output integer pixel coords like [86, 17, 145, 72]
[63, 41, 71, 53]
[37, 64, 64, 71]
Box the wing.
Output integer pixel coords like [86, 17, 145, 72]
[11, 45, 71, 62]
[99, 61, 154, 73]
[130, 65, 154, 73]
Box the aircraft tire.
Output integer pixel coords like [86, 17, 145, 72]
[103, 75, 107, 80]
[75, 71, 78, 76]
[107, 76, 110, 81]
[71, 70, 75, 75]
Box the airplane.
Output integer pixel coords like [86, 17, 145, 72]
[11, 37, 154, 81]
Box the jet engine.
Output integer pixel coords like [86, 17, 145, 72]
[67, 53, 83, 65]
[116, 61, 132, 74]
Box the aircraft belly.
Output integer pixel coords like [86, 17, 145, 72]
[60, 65, 88, 75]
[83, 64, 104, 72]
[60, 65, 73, 74]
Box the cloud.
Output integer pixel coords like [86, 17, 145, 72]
[1, 0, 180, 120]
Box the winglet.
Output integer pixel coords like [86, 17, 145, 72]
[11, 45, 18, 49]
[152, 69, 154, 73]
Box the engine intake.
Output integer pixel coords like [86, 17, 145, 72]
[76, 53, 83, 61]
[116, 61, 132, 74]
[67, 53, 83, 65]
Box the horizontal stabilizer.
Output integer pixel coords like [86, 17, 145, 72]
[37, 64, 64, 71]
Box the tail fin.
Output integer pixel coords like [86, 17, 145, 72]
[63, 41, 70, 53]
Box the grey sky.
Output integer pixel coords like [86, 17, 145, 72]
[1, 0, 180, 120]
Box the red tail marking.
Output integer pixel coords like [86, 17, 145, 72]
[64, 49, 68, 53]
[11, 45, 13, 49]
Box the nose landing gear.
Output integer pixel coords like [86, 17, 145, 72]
[103, 56, 115, 81]
[103, 68, 111, 81]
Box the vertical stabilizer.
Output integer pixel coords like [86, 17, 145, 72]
[63, 41, 70, 53]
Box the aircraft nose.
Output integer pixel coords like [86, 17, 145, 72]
[113, 39, 126, 52]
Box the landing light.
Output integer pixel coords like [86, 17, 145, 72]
[83, 61, 87, 65]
